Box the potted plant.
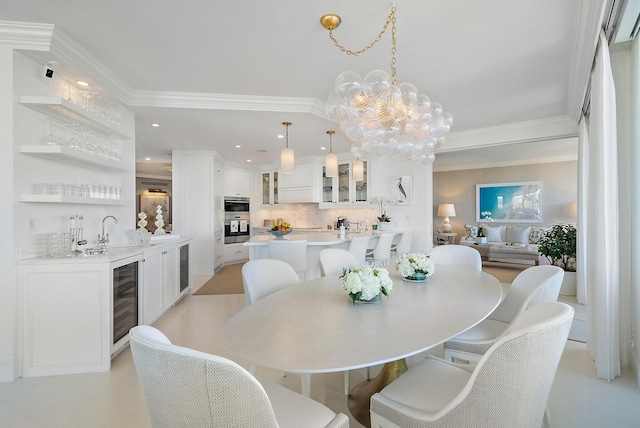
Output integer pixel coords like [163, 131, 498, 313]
[372, 196, 393, 231]
[537, 224, 577, 295]
[475, 226, 487, 244]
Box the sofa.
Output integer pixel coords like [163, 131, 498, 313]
[460, 224, 546, 265]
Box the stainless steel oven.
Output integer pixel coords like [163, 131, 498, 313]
[224, 197, 250, 244]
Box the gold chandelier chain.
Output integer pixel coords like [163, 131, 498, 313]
[328, 5, 397, 77]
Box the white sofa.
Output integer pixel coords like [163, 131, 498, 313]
[460, 224, 545, 265]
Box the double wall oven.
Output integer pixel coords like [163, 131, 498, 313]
[224, 197, 250, 244]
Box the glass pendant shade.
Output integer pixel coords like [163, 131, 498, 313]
[352, 158, 364, 181]
[280, 121, 294, 174]
[325, 152, 338, 177]
[280, 147, 294, 174]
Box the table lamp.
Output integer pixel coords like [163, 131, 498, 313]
[437, 203, 456, 232]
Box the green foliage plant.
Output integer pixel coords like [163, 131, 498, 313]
[537, 224, 577, 272]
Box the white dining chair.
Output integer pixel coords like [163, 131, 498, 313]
[268, 239, 308, 281]
[319, 248, 359, 276]
[241, 259, 300, 305]
[443, 264, 564, 364]
[389, 231, 412, 263]
[427, 244, 482, 271]
[370, 302, 574, 428]
[348, 236, 371, 264]
[365, 233, 394, 266]
[129, 325, 349, 428]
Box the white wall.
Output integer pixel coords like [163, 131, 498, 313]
[433, 161, 578, 242]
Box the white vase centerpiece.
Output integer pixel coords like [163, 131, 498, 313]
[340, 264, 393, 303]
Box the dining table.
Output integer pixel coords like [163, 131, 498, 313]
[221, 265, 502, 427]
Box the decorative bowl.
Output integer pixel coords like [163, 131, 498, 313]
[268, 228, 292, 239]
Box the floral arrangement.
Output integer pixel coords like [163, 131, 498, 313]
[394, 253, 435, 280]
[137, 212, 148, 229]
[154, 205, 165, 234]
[340, 264, 393, 303]
[371, 196, 394, 222]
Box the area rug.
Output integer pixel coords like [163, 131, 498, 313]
[194, 263, 245, 295]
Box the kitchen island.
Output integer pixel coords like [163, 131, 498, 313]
[244, 232, 357, 280]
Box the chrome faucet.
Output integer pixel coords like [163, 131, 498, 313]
[98, 215, 118, 248]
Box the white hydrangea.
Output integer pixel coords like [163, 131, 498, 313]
[393, 253, 435, 278]
[340, 265, 393, 302]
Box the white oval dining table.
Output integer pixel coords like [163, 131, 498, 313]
[221, 265, 502, 426]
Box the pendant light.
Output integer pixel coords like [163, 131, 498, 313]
[325, 130, 338, 178]
[352, 158, 364, 181]
[280, 121, 294, 174]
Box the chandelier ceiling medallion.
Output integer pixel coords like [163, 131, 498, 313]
[321, 3, 453, 164]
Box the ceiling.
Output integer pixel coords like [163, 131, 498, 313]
[3, 0, 604, 175]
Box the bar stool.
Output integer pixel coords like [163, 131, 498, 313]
[268, 239, 308, 282]
[365, 233, 394, 266]
[390, 231, 413, 263]
[348, 236, 371, 264]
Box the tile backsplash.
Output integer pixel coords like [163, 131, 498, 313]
[257, 204, 378, 229]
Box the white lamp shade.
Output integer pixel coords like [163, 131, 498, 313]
[437, 204, 456, 217]
[280, 147, 294, 174]
[352, 159, 364, 181]
[567, 202, 577, 218]
[325, 152, 338, 177]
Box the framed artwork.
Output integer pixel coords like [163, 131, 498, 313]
[476, 181, 542, 223]
[390, 174, 413, 206]
[138, 194, 171, 232]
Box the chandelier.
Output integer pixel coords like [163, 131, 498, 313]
[321, 3, 453, 164]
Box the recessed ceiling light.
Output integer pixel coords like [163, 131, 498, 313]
[277, 134, 284, 139]
[151, 123, 160, 127]
[145, 157, 151, 161]
[76, 80, 89, 87]
[320, 147, 327, 150]
[235, 145, 242, 148]
[246, 159, 252, 163]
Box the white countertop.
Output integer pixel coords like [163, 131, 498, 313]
[18, 237, 191, 265]
[244, 232, 356, 246]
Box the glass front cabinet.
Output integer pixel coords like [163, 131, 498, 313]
[320, 159, 369, 208]
[261, 170, 278, 206]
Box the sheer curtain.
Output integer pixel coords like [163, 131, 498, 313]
[585, 30, 620, 380]
[577, 117, 588, 305]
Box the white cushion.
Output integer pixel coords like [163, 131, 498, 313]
[258, 377, 344, 428]
[377, 358, 471, 414]
[449, 318, 510, 343]
[506, 225, 531, 244]
[464, 224, 478, 238]
[483, 225, 503, 242]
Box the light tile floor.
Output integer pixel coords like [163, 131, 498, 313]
[1, 293, 640, 427]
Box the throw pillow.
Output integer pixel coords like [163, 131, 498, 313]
[506, 225, 532, 244]
[529, 226, 546, 244]
[484, 225, 503, 242]
[464, 224, 478, 239]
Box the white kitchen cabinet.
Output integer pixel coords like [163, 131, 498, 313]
[261, 170, 279, 206]
[141, 250, 164, 325]
[21, 261, 112, 377]
[277, 161, 319, 203]
[214, 231, 224, 269]
[224, 166, 251, 197]
[163, 245, 180, 306]
[224, 243, 249, 263]
[320, 159, 370, 208]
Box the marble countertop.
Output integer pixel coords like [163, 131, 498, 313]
[244, 232, 360, 246]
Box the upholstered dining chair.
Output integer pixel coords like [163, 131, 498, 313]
[427, 244, 482, 271]
[241, 259, 300, 305]
[443, 264, 564, 364]
[370, 302, 574, 428]
[348, 236, 371, 264]
[129, 325, 349, 428]
[268, 239, 308, 281]
[319, 248, 359, 276]
[365, 232, 395, 266]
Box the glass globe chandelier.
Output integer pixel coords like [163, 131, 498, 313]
[321, 3, 453, 164]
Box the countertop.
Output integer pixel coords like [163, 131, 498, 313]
[18, 237, 191, 265]
[244, 232, 360, 246]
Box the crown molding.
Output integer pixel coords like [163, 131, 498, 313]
[49, 26, 132, 104]
[128, 90, 328, 116]
[440, 116, 578, 152]
[0, 21, 53, 50]
[566, 0, 607, 121]
[433, 154, 578, 173]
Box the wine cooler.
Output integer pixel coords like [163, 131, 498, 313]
[111, 255, 141, 354]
